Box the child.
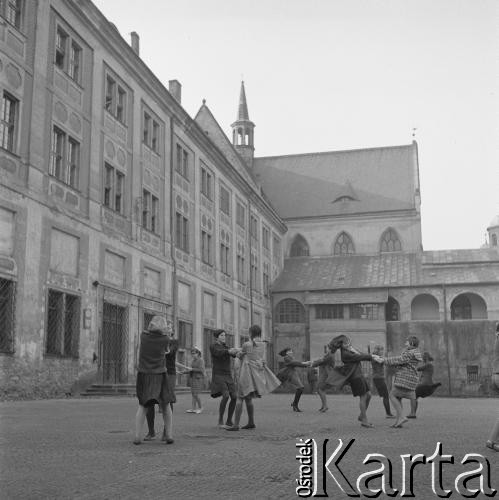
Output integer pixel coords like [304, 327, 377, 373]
[311, 344, 336, 412]
[307, 366, 319, 395]
[227, 325, 280, 430]
[371, 345, 395, 419]
[407, 351, 441, 418]
[133, 316, 174, 445]
[277, 347, 311, 412]
[182, 347, 205, 414]
[329, 335, 375, 428]
[379, 335, 423, 428]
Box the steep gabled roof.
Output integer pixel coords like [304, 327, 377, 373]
[194, 103, 257, 190]
[253, 144, 418, 219]
[271, 249, 499, 292]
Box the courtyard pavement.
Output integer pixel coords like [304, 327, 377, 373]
[0, 393, 497, 499]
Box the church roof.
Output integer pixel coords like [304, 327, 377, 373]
[253, 144, 418, 219]
[194, 102, 257, 190]
[271, 249, 499, 292]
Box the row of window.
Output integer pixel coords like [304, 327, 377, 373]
[275, 293, 488, 324]
[290, 229, 403, 257]
[0, 0, 22, 30]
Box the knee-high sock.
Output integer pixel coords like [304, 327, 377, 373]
[383, 396, 392, 415]
[146, 405, 155, 435]
[293, 388, 303, 406]
[245, 398, 254, 426]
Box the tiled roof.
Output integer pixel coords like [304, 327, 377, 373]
[271, 250, 499, 292]
[253, 144, 418, 219]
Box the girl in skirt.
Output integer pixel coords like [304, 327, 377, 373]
[329, 335, 376, 428]
[277, 347, 311, 412]
[134, 316, 175, 445]
[407, 351, 441, 418]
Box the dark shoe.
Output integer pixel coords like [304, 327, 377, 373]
[406, 415, 417, 419]
[486, 440, 499, 451]
[143, 433, 156, 441]
[292, 404, 302, 412]
[226, 426, 240, 431]
[319, 407, 328, 413]
[225, 422, 234, 428]
[241, 424, 256, 429]
[165, 438, 174, 445]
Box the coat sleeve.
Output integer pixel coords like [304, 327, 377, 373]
[210, 343, 229, 360]
[341, 350, 372, 363]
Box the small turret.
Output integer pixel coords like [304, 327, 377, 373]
[231, 81, 255, 168]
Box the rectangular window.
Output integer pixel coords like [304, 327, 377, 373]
[236, 202, 245, 228]
[220, 240, 231, 275]
[115, 171, 124, 213]
[466, 365, 479, 384]
[349, 303, 379, 320]
[0, 92, 18, 153]
[116, 87, 126, 123]
[175, 212, 189, 252]
[201, 229, 213, 265]
[67, 137, 79, 188]
[200, 165, 212, 200]
[151, 196, 159, 233]
[68, 41, 81, 83]
[220, 186, 230, 216]
[237, 252, 245, 284]
[175, 144, 189, 179]
[143, 112, 150, 145]
[46, 289, 80, 358]
[262, 226, 270, 250]
[152, 121, 159, 152]
[103, 163, 125, 214]
[0, 277, 15, 353]
[263, 262, 270, 297]
[142, 189, 150, 228]
[250, 215, 258, 240]
[55, 27, 67, 70]
[105, 75, 126, 124]
[50, 127, 80, 189]
[250, 253, 258, 290]
[4, 0, 22, 28]
[316, 304, 344, 320]
[178, 320, 193, 349]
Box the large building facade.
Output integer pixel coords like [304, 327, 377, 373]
[1, 0, 497, 399]
[0, 0, 285, 397]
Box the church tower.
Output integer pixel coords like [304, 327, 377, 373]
[231, 81, 255, 168]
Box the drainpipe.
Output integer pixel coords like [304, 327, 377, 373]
[442, 284, 452, 396]
[169, 116, 178, 331]
[248, 197, 254, 325]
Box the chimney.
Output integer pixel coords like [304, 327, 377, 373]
[130, 32, 140, 56]
[169, 80, 182, 103]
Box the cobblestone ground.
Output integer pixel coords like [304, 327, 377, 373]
[0, 393, 497, 499]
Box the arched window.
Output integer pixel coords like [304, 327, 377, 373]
[334, 232, 355, 255]
[380, 228, 402, 252]
[411, 294, 439, 320]
[385, 296, 400, 321]
[451, 293, 487, 320]
[290, 234, 309, 257]
[492, 234, 498, 246]
[276, 298, 305, 323]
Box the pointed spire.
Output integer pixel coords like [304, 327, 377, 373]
[237, 81, 250, 121]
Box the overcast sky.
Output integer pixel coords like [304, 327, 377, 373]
[93, 0, 499, 251]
